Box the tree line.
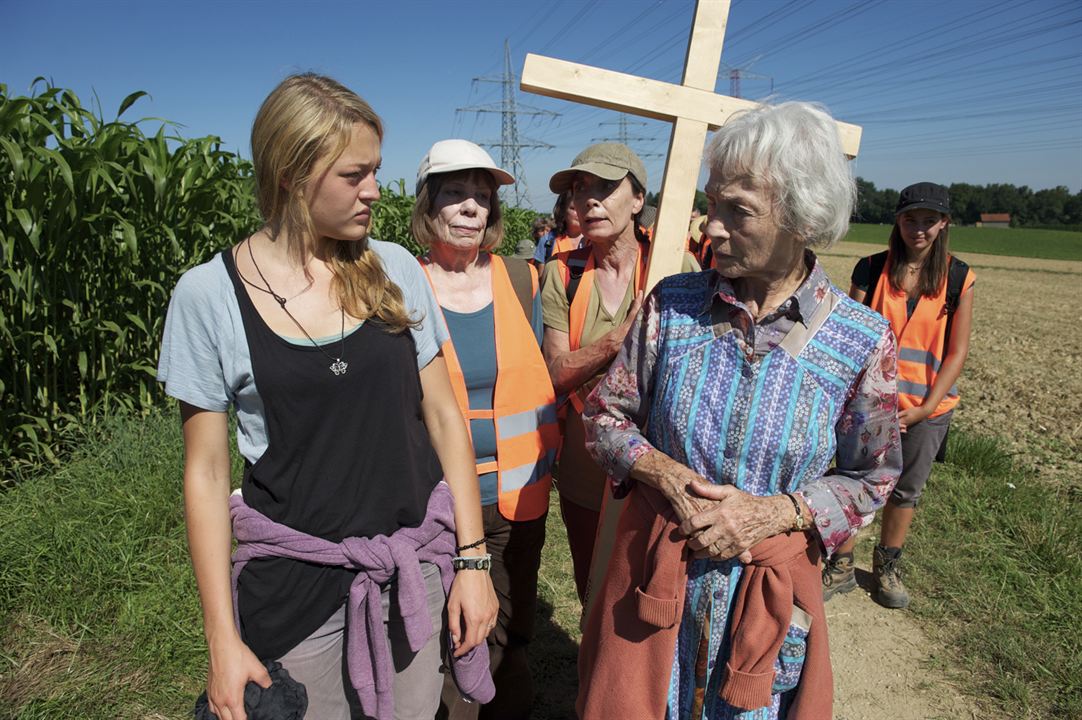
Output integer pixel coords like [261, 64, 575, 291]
[854, 177, 1082, 228]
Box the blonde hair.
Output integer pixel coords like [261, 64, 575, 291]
[251, 73, 415, 332]
[410, 169, 505, 252]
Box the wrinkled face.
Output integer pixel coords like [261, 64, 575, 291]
[897, 208, 948, 254]
[571, 173, 643, 244]
[704, 171, 802, 280]
[431, 170, 494, 250]
[306, 122, 381, 242]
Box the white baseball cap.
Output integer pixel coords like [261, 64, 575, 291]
[416, 139, 515, 194]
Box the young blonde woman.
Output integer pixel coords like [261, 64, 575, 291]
[158, 74, 497, 720]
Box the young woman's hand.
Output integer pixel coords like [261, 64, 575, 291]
[898, 405, 931, 432]
[446, 568, 498, 657]
[205, 633, 271, 720]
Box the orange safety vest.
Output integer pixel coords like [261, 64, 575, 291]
[869, 252, 975, 418]
[554, 242, 648, 413]
[419, 254, 559, 521]
[691, 231, 715, 269]
[552, 234, 586, 255]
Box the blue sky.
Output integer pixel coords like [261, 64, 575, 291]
[5, 0, 1081, 211]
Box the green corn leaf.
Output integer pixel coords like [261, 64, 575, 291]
[13, 208, 33, 238]
[124, 313, 147, 333]
[117, 91, 149, 118]
[120, 221, 137, 253]
[0, 136, 25, 175]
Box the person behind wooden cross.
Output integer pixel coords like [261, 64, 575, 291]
[412, 139, 559, 720]
[577, 103, 902, 720]
[539, 142, 699, 604]
[530, 189, 584, 268]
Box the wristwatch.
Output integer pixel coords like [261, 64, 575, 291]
[452, 554, 492, 571]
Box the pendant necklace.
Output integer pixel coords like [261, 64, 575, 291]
[240, 239, 349, 376]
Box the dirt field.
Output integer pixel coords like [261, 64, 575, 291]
[819, 242, 1082, 489]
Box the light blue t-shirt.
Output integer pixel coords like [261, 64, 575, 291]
[156, 239, 450, 465]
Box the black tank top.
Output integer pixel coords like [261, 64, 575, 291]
[222, 248, 443, 659]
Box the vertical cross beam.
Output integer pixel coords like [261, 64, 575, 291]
[647, 0, 729, 289]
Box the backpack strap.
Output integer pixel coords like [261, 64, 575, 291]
[562, 246, 592, 305]
[943, 255, 970, 345]
[863, 251, 889, 308]
[501, 255, 535, 323]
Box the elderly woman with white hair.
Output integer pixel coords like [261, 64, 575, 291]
[576, 102, 902, 719]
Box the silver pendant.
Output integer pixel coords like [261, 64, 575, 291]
[329, 359, 348, 376]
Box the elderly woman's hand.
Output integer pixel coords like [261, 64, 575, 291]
[678, 480, 795, 562]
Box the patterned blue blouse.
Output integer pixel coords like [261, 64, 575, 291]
[583, 258, 901, 719]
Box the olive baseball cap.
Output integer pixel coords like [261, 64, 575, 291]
[549, 143, 647, 193]
[895, 182, 950, 216]
[416, 139, 515, 194]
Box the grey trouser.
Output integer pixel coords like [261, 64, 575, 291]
[277, 562, 445, 720]
[891, 409, 953, 508]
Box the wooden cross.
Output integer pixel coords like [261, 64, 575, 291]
[521, 0, 862, 291]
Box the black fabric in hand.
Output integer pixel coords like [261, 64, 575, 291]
[193, 660, 307, 720]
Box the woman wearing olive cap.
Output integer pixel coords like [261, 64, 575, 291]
[540, 143, 699, 603]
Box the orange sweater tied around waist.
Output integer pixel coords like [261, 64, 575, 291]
[578, 484, 832, 719]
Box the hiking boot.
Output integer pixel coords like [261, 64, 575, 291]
[873, 545, 910, 609]
[822, 552, 856, 601]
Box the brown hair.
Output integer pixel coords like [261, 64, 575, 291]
[251, 72, 415, 331]
[410, 169, 504, 252]
[552, 190, 573, 236]
[886, 216, 951, 298]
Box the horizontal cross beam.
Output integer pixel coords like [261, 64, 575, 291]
[521, 54, 863, 157]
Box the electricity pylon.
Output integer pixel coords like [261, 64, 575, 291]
[456, 40, 558, 207]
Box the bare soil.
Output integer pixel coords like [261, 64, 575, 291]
[826, 551, 979, 719]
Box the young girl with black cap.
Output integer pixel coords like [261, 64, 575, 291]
[822, 181, 975, 609]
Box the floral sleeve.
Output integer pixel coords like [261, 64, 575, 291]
[582, 287, 662, 498]
[796, 327, 903, 554]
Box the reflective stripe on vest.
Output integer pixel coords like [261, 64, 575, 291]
[420, 254, 558, 521]
[555, 242, 648, 413]
[869, 252, 973, 418]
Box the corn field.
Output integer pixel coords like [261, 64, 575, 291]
[0, 82, 262, 475]
[1, 82, 539, 477]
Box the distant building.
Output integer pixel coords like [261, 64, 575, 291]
[978, 213, 1011, 228]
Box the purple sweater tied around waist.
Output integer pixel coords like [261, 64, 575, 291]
[229, 481, 495, 719]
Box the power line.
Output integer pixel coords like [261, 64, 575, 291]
[456, 40, 560, 207]
[591, 115, 664, 158]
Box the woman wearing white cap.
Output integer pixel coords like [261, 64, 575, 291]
[540, 143, 700, 604]
[412, 140, 559, 720]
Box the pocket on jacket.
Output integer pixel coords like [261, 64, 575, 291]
[772, 604, 812, 694]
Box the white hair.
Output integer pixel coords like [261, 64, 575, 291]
[704, 102, 855, 248]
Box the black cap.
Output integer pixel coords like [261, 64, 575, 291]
[895, 182, 950, 216]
